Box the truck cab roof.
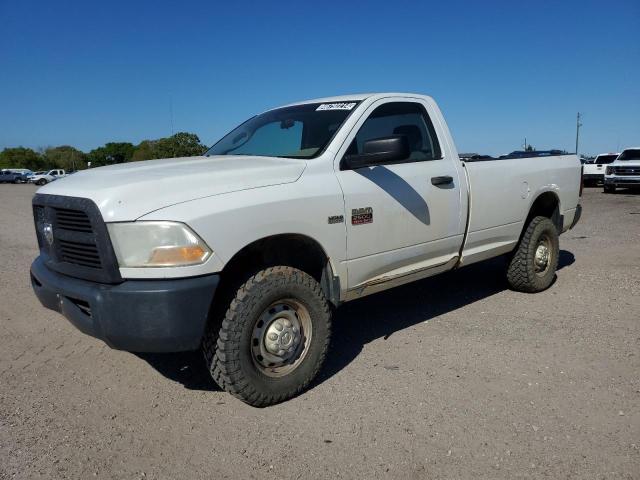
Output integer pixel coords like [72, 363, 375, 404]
[281, 92, 435, 108]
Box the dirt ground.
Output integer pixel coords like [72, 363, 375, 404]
[0, 185, 638, 479]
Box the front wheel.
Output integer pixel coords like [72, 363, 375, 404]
[506, 216, 559, 293]
[203, 266, 332, 407]
[36, 179, 47, 186]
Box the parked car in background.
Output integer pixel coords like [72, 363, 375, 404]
[26, 171, 46, 183]
[0, 169, 33, 183]
[583, 153, 618, 186]
[500, 150, 568, 159]
[604, 148, 640, 193]
[29, 169, 66, 186]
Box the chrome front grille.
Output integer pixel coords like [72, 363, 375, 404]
[613, 166, 640, 176]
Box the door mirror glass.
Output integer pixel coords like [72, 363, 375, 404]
[343, 135, 410, 169]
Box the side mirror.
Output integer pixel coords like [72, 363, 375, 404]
[343, 135, 410, 169]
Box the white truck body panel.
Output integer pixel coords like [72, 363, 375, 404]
[37, 93, 582, 300]
[462, 155, 580, 266]
[42, 155, 306, 222]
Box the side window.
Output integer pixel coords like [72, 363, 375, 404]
[347, 102, 441, 162]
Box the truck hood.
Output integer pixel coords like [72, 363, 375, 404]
[611, 160, 640, 167]
[38, 155, 306, 221]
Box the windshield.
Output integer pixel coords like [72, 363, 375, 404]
[617, 149, 640, 161]
[206, 102, 360, 159]
[596, 155, 618, 164]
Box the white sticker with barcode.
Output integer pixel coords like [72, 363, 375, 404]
[316, 102, 357, 111]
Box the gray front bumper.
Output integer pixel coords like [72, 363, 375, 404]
[30, 256, 219, 352]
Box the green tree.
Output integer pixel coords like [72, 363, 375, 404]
[88, 142, 135, 167]
[44, 146, 87, 171]
[159, 132, 208, 158]
[131, 132, 207, 161]
[0, 147, 46, 170]
[131, 140, 159, 161]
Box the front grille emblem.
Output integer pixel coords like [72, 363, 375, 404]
[43, 222, 54, 246]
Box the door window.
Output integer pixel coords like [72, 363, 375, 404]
[346, 102, 441, 163]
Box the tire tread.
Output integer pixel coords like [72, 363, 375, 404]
[202, 266, 331, 407]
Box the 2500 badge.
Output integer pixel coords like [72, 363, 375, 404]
[351, 207, 373, 225]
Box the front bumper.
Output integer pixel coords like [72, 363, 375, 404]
[30, 256, 219, 352]
[604, 175, 640, 186]
[583, 173, 604, 182]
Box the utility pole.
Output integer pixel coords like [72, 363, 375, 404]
[575, 112, 582, 155]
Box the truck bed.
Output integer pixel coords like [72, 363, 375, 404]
[459, 154, 581, 266]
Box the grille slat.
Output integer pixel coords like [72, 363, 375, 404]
[59, 248, 100, 260]
[55, 207, 93, 232]
[52, 207, 102, 269]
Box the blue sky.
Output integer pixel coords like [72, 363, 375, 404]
[1, 0, 638, 156]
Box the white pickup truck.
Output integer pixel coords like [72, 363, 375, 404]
[30, 93, 582, 406]
[604, 147, 640, 193]
[583, 153, 618, 186]
[30, 169, 67, 186]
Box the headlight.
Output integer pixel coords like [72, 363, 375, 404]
[107, 221, 211, 268]
[606, 166, 612, 175]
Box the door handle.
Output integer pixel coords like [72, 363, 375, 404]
[431, 175, 453, 186]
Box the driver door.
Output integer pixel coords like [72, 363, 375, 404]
[334, 99, 464, 291]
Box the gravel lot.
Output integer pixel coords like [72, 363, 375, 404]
[1, 185, 638, 479]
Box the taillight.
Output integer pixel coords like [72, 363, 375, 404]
[579, 165, 584, 197]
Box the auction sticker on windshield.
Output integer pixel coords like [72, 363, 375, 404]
[316, 102, 357, 111]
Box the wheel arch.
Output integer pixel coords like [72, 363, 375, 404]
[524, 190, 562, 234]
[219, 233, 341, 307]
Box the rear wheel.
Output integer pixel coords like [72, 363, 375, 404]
[507, 216, 559, 293]
[603, 184, 616, 193]
[203, 266, 332, 407]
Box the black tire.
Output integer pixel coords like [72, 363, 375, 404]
[36, 179, 47, 186]
[507, 216, 559, 293]
[203, 266, 332, 407]
[603, 184, 615, 193]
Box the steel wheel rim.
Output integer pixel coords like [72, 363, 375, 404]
[251, 299, 313, 378]
[534, 234, 552, 275]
